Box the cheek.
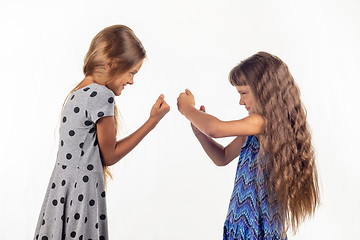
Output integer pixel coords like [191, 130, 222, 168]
[115, 79, 124, 88]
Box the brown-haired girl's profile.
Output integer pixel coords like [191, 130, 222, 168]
[34, 25, 170, 240]
[177, 51, 319, 239]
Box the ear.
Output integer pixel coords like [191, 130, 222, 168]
[104, 58, 116, 71]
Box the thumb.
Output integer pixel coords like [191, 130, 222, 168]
[185, 88, 193, 96]
[155, 94, 165, 107]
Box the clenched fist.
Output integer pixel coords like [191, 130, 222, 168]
[150, 94, 170, 124]
[177, 89, 195, 116]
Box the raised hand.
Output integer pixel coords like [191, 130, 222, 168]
[177, 89, 195, 116]
[150, 94, 170, 125]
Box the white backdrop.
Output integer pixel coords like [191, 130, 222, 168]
[1, 0, 359, 239]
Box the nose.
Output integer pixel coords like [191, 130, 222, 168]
[239, 96, 245, 105]
[128, 78, 134, 85]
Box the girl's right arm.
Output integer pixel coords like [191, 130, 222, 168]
[191, 105, 246, 166]
[96, 94, 170, 166]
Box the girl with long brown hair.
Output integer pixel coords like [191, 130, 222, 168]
[177, 51, 319, 239]
[34, 25, 170, 240]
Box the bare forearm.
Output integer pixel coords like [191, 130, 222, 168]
[109, 118, 157, 165]
[193, 130, 229, 166]
[185, 106, 220, 137]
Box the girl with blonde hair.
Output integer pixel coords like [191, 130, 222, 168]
[34, 25, 170, 240]
[177, 51, 319, 239]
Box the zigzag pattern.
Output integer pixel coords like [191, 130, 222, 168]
[223, 135, 287, 240]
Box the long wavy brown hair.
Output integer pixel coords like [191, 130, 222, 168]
[59, 25, 146, 186]
[229, 52, 320, 235]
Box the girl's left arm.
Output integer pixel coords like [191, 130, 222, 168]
[177, 89, 264, 138]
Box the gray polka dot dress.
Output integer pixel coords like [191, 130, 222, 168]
[34, 83, 115, 240]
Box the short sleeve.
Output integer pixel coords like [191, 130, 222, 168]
[87, 86, 115, 124]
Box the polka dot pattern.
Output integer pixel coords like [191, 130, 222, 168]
[97, 111, 104, 118]
[90, 91, 97, 97]
[35, 83, 112, 239]
[83, 176, 89, 182]
[78, 194, 83, 201]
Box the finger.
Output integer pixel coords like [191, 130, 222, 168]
[155, 94, 165, 107]
[185, 88, 193, 95]
[160, 99, 167, 108]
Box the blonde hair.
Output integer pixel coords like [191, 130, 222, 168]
[229, 52, 320, 235]
[60, 25, 146, 186]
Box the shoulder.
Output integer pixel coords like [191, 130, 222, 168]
[85, 84, 115, 107]
[85, 84, 115, 123]
[243, 114, 265, 131]
[91, 83, 115, 98]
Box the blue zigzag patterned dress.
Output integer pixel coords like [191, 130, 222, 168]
[223, 135, 287, 240]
